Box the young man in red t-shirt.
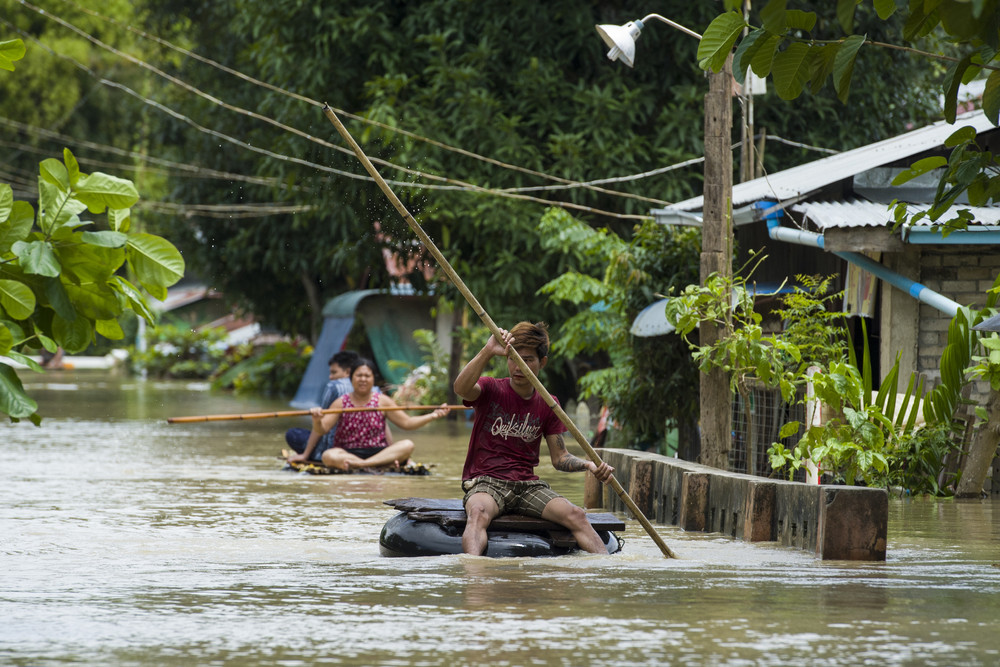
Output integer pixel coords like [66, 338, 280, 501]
[453, 321, 615, 555]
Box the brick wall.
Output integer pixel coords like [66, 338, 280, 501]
[916, 247, 1000, 406]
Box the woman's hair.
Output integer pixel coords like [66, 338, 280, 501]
[510, 321, 550, 359]
[349, 357, 377, 381]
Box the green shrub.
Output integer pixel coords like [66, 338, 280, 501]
[211, 340, 310, 396]
[130, 323, 227, 379]
[883, 423, 956, 496]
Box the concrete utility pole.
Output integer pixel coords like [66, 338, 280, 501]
[699, 59, 734, 470]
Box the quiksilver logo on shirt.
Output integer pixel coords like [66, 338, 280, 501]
[490, 413, 542, 442]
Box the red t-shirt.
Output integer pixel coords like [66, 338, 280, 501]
[462, 376, 567, 481]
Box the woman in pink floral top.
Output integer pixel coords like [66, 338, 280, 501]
[294, 358, 449, 471]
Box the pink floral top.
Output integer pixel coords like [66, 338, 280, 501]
[333, 393, 388, 450]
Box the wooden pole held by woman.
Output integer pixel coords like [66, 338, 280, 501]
[322, 104, 677, 559]
[167, 405, 469, 424]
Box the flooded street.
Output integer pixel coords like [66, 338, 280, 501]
[2, 371, 999, 666]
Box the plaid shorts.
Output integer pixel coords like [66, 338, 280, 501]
[461, 476, 562, 518]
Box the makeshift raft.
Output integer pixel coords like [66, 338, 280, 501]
[380, 497, 625, 557]
[280, 450, 433, 476]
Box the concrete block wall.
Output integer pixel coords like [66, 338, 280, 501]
[588, 447, 888, 561]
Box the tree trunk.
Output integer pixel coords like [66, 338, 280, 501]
[300, 271, 322, 344]
[955, 389, 1000, 498]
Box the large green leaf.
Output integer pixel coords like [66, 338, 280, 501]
[772, 42, 813, 100]
[697, 12, 747, 73]
[126, 233, 185, 289]
[6, 351, 42, 373]
[0, 363, 38, 419]
[39, 158, 71, 190]
[63, 148, 81, 187]
[52, 313, 93, 353]
[833, 34, 866, 103]
[81, 230, 128, 248]
[945, 125, 978, 148]
[57, 243, 124, 284]
[0, 202, 35, 254]
[44, 278, 76, 322]
[96, 318, 124, 340]
[733, 29, 771, 84]
[983, 69, 1000, 125]
[12, 240, 61, 277]
[32, 328, 58, 354]
[808, 43, 839, 94]
[0, 38, 26, 72]
[38, 180, 86, 235]
[903, 4, 941, 40]
[1, 318, 24, 344]
[836, 0, 859, 32]
[0, 322, 12, 355]
[63, 282, 122, 321]
[938, 0, 980, 40]
[873, 0, 897, 20]
[109, 276, 155, 323]
[784, 10, 817, 31]
[0, 279, 36, 320]
[0, 184, 11, 222]
[943, 55, 973, 123]
[749, 33, 781, 78]
[892, 156, 948, 185]
[74, 172, 139, 213]
[760, 0, 788, 33]
[108, 207, 131, 233]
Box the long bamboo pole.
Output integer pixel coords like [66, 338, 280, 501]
[167, 405, 470, 424]
[322, 104, 676, 558]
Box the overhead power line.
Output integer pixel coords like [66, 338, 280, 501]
[10, 2, 841, 223]
[56, 0, 679, 205]
[0, 119, 301, 189]
[3, 18, 654, 222]
[17, 1, 672, 213]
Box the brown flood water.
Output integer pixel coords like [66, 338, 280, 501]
[2, 371, 999, 666]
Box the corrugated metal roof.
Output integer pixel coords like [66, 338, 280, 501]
[792, 199, 1000, 230]
[654, 109, 997, 214]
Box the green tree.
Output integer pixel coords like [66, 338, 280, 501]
[538, 208, 701, 453]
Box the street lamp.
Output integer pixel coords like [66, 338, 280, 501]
[595, 14, 702, 67]
[595, 14, 734, 470]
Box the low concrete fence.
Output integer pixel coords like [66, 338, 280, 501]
[585, 448, 887, 561]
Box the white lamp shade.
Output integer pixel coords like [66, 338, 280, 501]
[595, 20, 643, 68]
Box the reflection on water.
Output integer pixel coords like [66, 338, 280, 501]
[2, 372, 999, 666]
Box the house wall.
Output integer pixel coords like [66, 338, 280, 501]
[916, 246, 1000, 405]
[880, 247, 921, 394]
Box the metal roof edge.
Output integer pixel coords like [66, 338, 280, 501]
[655, 110, 995, 214]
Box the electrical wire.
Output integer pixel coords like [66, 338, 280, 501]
[2, 16, 654, 222]
[53, 0, 679, 204]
